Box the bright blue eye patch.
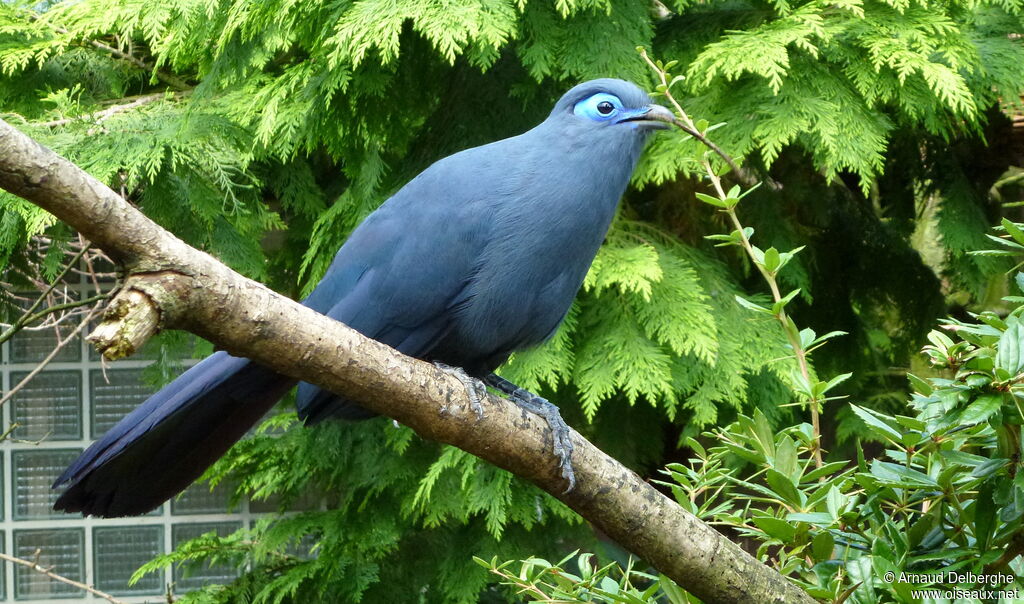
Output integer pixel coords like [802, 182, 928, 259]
[573, 93, 624, 121]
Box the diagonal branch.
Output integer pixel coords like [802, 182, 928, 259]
[47, 21, 190, 91]
[0, 302, 105, 407]
[37, 91, 190, 128]
[0, 551, 129, 604]
[0, 118, 814, 604]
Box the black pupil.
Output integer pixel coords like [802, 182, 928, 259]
[596, 101, 614, 115]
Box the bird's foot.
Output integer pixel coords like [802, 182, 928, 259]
[484, 374, 576, 493]
[434, 362, 486, 419]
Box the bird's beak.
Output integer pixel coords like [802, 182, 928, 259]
[618, 104, 676, 130]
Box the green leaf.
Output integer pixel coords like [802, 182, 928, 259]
[763, 247, 781, 272]
[772, 288, 801, 315]
[786, 512, 833, 525]
[959, 393, 1003, 425]
[775, 246, 806, 273]
[752, 516, 796, 542]
[970, 458, 1009, 479]
[694, 192, 727, 208]
[996, 319, 1024, 375]
[975, 481, 996, 551]
[870, 461, 938, 488]
[907, 373, 933, 396]
[811, 531, 834, 562]
[850, 405, 902, 443]
[1002, 218, 1024, 246]
[735, 295, 772, 314]
[825, 485, 845, 519]
[659, 575, 688, 604]
[775, 436, 798, 477]
[821, 372, 853, 394]
[766, 468, 802, 506]
[801, 461, 850, 483]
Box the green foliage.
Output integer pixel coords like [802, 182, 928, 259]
[649, 0, 1024, 191]
[2, 0, 1023, 600]
[475, 551, 692, 604]
[503, 220, 794, 426]
[129, 414, 585, 603]
[647, 264, 1024, 602]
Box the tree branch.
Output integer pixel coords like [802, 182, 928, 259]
[0, 243, 99, 345]
[47, 22, 190, 91]
[37, 92, 189, 128]
[0, 302, 105, 408]
[0, 550, 129, 604]
[0, 118, 814, 604]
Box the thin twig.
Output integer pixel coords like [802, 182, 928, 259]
[0, 551, 130, 604]
[639, 49, 779, 191]
[80, 234, 106, 297]
[6, 294, 107, 331]
[37, 92, 189, 128]
[0, 238, 111, 336]
[12, 7, 189, 91]
[0, 302, 105, 407]
[0, 245, 91, 344]
[641, 48, 824, 467]
[47, 22, 190, 91]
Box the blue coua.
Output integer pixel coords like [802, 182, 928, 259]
[53, 79, 674, 517]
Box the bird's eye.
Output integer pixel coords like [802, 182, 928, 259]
[573, 93, 623, 121]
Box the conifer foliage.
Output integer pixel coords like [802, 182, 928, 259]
[1, 0, 1023, 600]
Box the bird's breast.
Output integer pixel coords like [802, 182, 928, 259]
[441, 177, 623, 367]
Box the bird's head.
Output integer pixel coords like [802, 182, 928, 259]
[547, 78, 675, 135]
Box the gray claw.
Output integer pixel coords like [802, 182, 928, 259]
[507, 391, 576, 492]
[539, 398, 576, 493]
[482, 374, 577, 492]
[434, 362, 486, 419]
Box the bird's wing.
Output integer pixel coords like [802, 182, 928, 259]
[296, 150, 500, 419]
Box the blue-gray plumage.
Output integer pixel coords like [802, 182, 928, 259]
[52, 79, 674, 517]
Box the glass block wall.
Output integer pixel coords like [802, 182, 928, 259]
[0, 291, 271, 603]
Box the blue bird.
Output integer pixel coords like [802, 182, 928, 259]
[52, 79, 674, 517]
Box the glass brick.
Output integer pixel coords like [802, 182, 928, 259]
[9, 306, 82, 363]
[93, 526, 164, 595]
[0, 289, 24, 327]
[0, 530, 6, 599]
[0, 455, 8, 521]
[10, 371, 82, 441]
[13, 449, 83, 519]
[13, 528, 84, 599]
[172, 522, 242, 590]
[172, 481, 235, 515]
[90, 369, 155, 438]
[9, 329, 80, 363]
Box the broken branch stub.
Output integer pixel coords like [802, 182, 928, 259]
[87, 271, 193, 359]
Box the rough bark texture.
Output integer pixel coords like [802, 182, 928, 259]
[89, 286, 161, 359]
[0, 118, 815, 604]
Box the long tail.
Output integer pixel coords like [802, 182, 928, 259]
[52, 351, 295, 517]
